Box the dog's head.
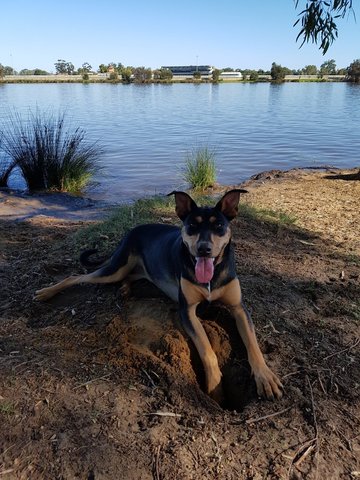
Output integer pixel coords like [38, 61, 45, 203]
[168, 189, 247, 283]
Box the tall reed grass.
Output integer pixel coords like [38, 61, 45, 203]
[0, 153, 15, 187]
[182, 147, 217, 191]
[0, 110, 101, 193]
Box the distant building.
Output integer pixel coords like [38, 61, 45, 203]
[220, 71, 242, 79]
[161, 65, 213, 78]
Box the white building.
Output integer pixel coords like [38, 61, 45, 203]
[219, 71, 243, 80]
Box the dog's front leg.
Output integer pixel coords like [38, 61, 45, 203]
[179, 285, 223, 404]
[220, 279, 283, 400]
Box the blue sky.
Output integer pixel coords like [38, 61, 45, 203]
[1, 0, 359, 72]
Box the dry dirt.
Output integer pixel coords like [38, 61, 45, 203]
[0, 169, 359, 480]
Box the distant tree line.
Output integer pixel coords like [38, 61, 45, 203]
[1, 58, 360, 83]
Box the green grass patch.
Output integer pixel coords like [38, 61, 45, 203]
[72, 195, 177, 253]
[240, 203, 297, 225]
[349, 303, 360, 321]
[345, 253, 360, 266]
[70, 193, 299, 258]
[182, 147, 217, 191]
[0, 401, 15, 416]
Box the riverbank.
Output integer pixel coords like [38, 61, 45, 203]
[1, 74, 347, 84]
[1, 168, 359, 255]
[1, 168, 359, 479]
[0, 189, 113, 222]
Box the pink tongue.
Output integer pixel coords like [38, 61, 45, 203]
[195, 257, 214, 284]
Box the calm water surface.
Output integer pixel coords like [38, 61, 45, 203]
[1, 82, 359, 202]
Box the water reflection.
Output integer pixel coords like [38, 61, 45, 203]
[1, 82, 359, 202]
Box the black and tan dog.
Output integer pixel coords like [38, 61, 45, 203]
[35, 190, 282, 403]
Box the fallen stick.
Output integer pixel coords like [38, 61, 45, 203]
[323, 338, 360, 361]
[73, 373, 111, 390]
[147, 411, 182, 418]
[245, 406, 292, 424]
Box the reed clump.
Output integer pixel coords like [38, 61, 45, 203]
[0, 110, 101, 193]
[0, 152, 15, 187]
[183, 147, 217, 191]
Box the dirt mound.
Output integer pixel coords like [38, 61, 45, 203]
[1, 170, 359, 479]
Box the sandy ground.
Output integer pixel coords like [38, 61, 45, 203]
[0, 168, 359, 480]
[243, 168, 360, 254]
[0, 190, 113, 222]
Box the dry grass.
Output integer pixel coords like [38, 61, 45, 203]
[243, 168, 360, 255]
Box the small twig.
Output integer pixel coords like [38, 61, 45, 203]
[153, 445, 161, 480]
[1, 444, 15, 456]
[323, 338, 360, 361]
[73, 373, 111, 390]
[307, 376, 318, 435]
[246, 406, 292, 424]
[267, 320, 281, 334]
[294, 444, 315, 467]
[0, 469, 15, 476]
[306, 376, 319, 480]
[210, 433, 223, 474]
[338, 430, 353, 452]
[147, 411, 182, 418]
[13, 358, 40, 370]
[85, 347, 108, 358]
[141, 368, 156, 388]
[282, 370, 302, 379]
[287, 377, 320, 479]
[317, 370, 327, 395]
[287, 438, 317, 479]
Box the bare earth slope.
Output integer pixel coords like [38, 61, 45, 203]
[0, 169, 359, 480]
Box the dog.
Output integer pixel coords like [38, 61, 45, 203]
[35, 189, 283, 403]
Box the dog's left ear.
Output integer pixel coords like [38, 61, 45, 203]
[215, 189, 248, 220]
[168, 191, 198, 221]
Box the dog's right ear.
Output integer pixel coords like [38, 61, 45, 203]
[167, 191, 197, 221]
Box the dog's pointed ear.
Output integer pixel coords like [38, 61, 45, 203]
[168, 191, 198, 221]
[215, 189, 248, 220]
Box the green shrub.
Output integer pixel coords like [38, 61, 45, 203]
[249, 71, 259, 82]
[183, 147, 217, 191]
[0, 110, 101, 193]
[109, 72, 119, 82]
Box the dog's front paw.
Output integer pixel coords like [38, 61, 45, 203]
[119, 280, 131, 298]
[253, 364, 283, 400]
[206, 367, 224, 405]
[34, 287, 56, 302]
[209, 382, 225, 405]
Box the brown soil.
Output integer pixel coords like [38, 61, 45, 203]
[0, 169, 359, 480]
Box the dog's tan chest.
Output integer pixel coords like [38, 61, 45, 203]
[180, 277, 241, 306]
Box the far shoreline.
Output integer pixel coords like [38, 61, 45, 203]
[1, 73, 347, 85]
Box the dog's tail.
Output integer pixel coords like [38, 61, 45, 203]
[80, 249, 109, 269]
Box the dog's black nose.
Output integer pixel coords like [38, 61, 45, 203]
[197, 242, 212, 256]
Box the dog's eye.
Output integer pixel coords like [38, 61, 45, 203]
[187, 223, 198, 232]
[215, 223, 224, 231]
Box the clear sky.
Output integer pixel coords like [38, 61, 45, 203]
[1, 0, 359, 73]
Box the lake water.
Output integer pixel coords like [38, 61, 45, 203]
[1, 82, 359, 202]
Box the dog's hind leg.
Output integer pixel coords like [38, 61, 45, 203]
[35, 253, 138, 302]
